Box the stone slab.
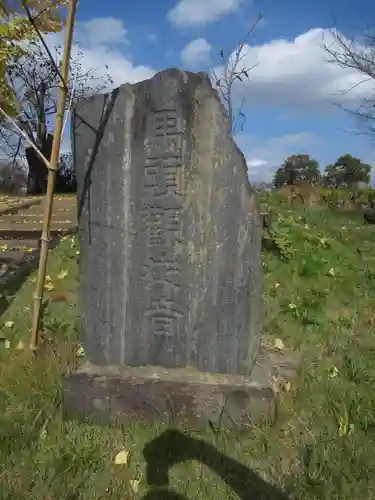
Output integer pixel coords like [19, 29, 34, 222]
[62, 346, 298, 428]
[72, 68, 262, 376]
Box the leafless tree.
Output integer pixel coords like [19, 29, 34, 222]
[324, 28, 375, 136]
[1, 39, 113, 193]
[212, 14, 263, 136]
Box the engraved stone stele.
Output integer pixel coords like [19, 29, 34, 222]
[63, 68, 279, 427]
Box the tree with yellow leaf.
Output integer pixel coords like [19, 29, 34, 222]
[0, 0, 67, 118]
[1, 1, 113, 195]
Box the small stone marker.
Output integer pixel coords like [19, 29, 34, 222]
[64, 69, 276, 427]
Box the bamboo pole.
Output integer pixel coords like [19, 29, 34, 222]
[29, 0, 78, 351]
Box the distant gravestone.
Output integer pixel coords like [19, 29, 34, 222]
[64, 69, 275, 427]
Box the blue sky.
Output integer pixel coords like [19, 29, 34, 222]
[52, 0, 375, 183]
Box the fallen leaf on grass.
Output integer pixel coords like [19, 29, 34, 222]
[319, 238, 329, 248]
[274, 282, 280, 289]
[4, 340, 10, 349]
[44, 282, 55, 291]
[114, 450, 129, 465]
[130, 479, 140, 493]
[5, 321, 14, 328]
[76, 345, 85, 357]
[328, 366, 339, 379]
[327, 268, 335, 277]
[283, 381, 292, 392]
[273, 338, 285, 350]
[39, 427, 47, 440]
[16, 340, 25, 351]
[57, 269, 69, 280]
[339, 417, 354, 437]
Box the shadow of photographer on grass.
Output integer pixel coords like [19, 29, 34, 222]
[142, 429, 289, 500]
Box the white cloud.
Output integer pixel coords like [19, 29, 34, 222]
[181, 38, 212, 68]
[46, 18, 155, 91]
[236, 132, 318, 182]
[215, 28, 374, 112]
[75, 17, 129, 47]
[246, 158, 267, 169]
[168, 0, 243, 26]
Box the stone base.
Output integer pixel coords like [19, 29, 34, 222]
[63, 348, 299, 428]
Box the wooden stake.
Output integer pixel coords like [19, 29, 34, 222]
[30, 0, 78, 351]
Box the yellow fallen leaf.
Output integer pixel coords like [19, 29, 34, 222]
[44, 282, 55, 291]
[4, 340, 10, 349]
[329, 366, 339, 379]
[271, 375, 281, 394]
[274, 282, 280, 289]
[288, 303, 296, 310]
[76, 345, 85, 357]
[57, 269, 69, 280]
[130, 479, 140, 493]
[114, 449, 129, 465]
[274, 338, 285, 350]
[24, 247, 33, 253]
[0, 244, 8, 251]
[46, 275, 52, 282]
[39, 427, 47, 440]
[283, 381, 292, 392]
[76, 250, 80, 256]
[16, 340, 25, 351]
[338, 417, 354, 437]
[327, 267, 335, 277]
[5, 321, 14, 328]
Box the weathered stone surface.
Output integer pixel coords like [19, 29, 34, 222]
[71, 68, 262, 376]
[63, 346, 301, 427]
[63, 359, 276, 428]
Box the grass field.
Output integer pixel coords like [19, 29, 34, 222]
[1, 197, 375, 499]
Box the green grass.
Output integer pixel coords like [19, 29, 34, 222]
[1, 198, 375, 499]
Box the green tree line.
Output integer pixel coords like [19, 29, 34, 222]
[273, 154, 372, 189]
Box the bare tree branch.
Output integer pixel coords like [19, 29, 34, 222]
[1, 37, 113, 171]
[211, 13, 263, 135]
[323, 27, 375, 136]
[22, 0, 69, 92]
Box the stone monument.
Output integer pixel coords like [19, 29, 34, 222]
[64, 68, 276, 427]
